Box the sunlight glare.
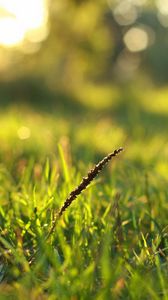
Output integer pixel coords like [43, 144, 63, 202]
[0, 0, 48, 48]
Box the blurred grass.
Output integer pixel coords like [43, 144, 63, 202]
[0, 81, 168, 169]
[0, 82, 168, 299]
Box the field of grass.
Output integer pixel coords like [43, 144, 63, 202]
[0, 83, 168, 299]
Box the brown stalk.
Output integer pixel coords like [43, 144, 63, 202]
[47, 147, 123, 240]
[28, 147, 123, 265]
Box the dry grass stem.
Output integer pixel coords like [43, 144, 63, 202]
[47, 147, 123, 240]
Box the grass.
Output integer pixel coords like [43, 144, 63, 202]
[0, 83, 168, 299]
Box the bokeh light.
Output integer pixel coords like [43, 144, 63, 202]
[17, 126, 31, 140]
[124, 26, 149, 52]
[156, 0, 168, 15]
[0, 0, 48, 48]
[113, 1, 138, 26]
[156, 0, 168, 27]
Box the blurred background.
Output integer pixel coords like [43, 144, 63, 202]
[0, 0, 168, 179]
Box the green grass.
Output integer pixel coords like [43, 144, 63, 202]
[0, 84, 168, 299]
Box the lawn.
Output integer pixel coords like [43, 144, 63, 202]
[0, 83, 168, 299]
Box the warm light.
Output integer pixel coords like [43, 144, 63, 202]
[124, 27, 149, 52]
[157, 0, 168, 27]
[0, 17, 24, 46]
[129, 0, 147, 5]
[0, 0, 48, 48]
[156, 0, 168, 15]
[113, 1, 138, 26]
[17, 126, 31, 140]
